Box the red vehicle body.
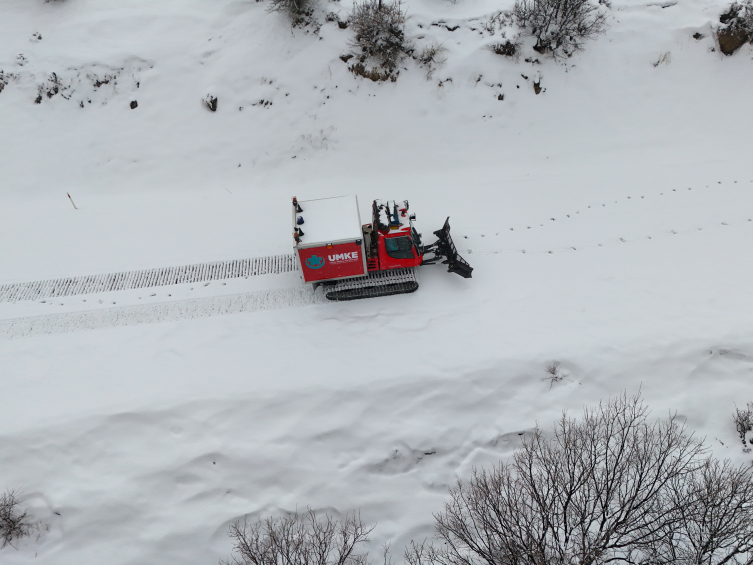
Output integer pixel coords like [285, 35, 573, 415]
[292, 196, 471, 301]
[364, 200, 424, 272]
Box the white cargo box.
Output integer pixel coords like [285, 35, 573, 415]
[293, 195, 363, 247]
[292, 195, 368, 283]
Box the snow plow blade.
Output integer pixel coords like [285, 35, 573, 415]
[431, 218, 473, 279]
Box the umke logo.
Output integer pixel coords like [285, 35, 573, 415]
[328, 252, 359, 263]
[305, 255, 325, 269]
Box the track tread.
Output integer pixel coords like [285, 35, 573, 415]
[325, 268, 419, 302]
[0, 254, 298, 303]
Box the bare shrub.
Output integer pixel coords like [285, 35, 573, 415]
[733, 402, 753, 446]
[267, 0, 316, 27]
[492, 41, 519, 57]
[223, 508, 375, 565]
[417, 43, 447, 78]
[542, 360, 562, 388]
[513, 0, 608, 58]
[0, 490, 30, 550]
[408, 393, 753, 565]
[481, 11, 515, 36]
[348, 0, 411, 72]
[720, 0, 753, 31]
[349, 63, 395, 82]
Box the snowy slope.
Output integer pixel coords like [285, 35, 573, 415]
[2, 0, 753, 563]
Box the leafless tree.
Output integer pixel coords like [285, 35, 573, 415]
[513, 0, 607, 58]
[407, 393, 753, 565]
[348, 0, 411, 72]
[647, 458, 753, 565]
[223, 508, 375, 565]
[0, 490, 30, 550]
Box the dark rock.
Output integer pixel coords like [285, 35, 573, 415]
[533, 80, 541, 95]
[497, 94, 504, 100]
[204, 95, 218, 112]
[338, 21, 348, 29]
[130, 100, 138, 109]
[693, 32, 704, 40]
[340, 54, 353, 63]
[34, 94, 42, 104]
[718, 28, 750, 55]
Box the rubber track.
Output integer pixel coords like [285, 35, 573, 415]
[325, 268, 419, 301]
[0, 254, 298, 303]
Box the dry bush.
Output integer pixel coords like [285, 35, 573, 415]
[267, 0, 316, 27]
[492, 40, 520, 57]
[482, 11, 515, 35]
[408, 393, 753, 565]
[348, 0, 411, 72]
[223, 508, 374, 565]
[733, 402, 753, 446]
[417, 43, 447, 78]
[543, 360, 562, 388]
[513, 0, 607, 58]
[0, 490, 30, 550]
[721, 0, 753, 32]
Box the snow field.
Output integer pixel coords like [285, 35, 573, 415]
[1, 339, 752, 565]
[1, 0, 753, 563]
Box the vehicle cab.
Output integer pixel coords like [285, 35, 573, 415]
[363, 200, 424, 271]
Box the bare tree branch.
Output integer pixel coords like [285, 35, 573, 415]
[223, 508, 375, 565]
[417, 393, 753, 565]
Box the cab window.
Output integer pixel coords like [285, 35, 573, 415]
[384, 236, 414, 259]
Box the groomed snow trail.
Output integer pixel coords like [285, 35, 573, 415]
[0, 254, 298, 303]
[0, 285, 325, 340]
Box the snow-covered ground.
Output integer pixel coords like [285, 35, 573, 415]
[2, 0, 753, 563]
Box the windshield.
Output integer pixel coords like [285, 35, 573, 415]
[384, 236, 414, 259]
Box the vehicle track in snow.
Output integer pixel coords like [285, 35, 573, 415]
[0, 254, 298, 303]
[0, 285, 327, 340]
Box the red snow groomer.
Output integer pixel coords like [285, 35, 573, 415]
[292, 195, 472, 301]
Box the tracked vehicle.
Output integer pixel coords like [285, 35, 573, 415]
[292, 196, 472, 301]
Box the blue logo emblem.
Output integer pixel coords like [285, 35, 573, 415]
[306, 255, 325, 269]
